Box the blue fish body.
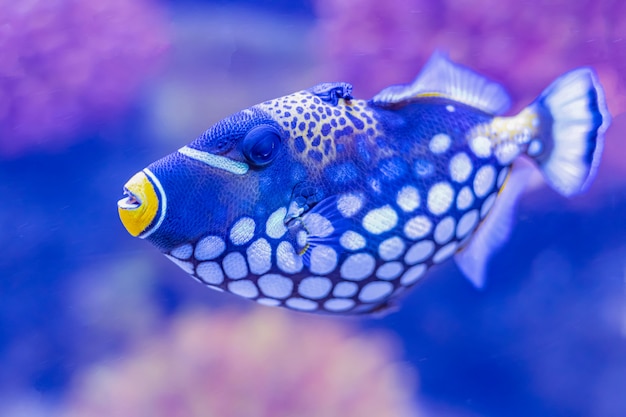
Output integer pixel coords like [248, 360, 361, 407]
[118, 53, 610, 314]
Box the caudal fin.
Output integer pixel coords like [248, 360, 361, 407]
[528, 68, 611, 197]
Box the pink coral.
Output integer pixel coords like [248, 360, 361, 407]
[313, 0, 626, 115]
[61, 308, 417, 417]
[0, 0, 169, 157]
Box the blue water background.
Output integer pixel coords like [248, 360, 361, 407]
[1, 0, 625, 416]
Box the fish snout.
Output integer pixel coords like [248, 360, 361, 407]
[117, 171, 160, 237]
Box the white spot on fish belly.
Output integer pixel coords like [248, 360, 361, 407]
[396, 185, 420, 212]
[378, 236, 405, 261]
[429, 133, 451, 154]
[257, 298, 280, 307]
[246, 238, 272, 275]
[276, 241, 303, 274]
[298, 276, 332, 299]
[228, 280, 258, 298]
[324, 298, 355, 312]
[497, 167, 509, 188]
[340, 253, 375, 280]
[194, 236, 226, 261]
[258, 274, 293, 299]
[222, 252, 248, 279]
[404, 216, 432, 240]
[400, 264, 427, 286]
[449, 152, 473, 183]
[470, 135, 492, 158]
[333, 281, 358, 297]
[196, 261, 224, 285]
[456, 186, 475, 210]
[427, 182, 455, 215]
[433, 242, 458, 263]
[339, 230, 366, 251]
[362, 205, 398, 234]
[230, 217, 255, 245]
[473, 165, 496, 198]
[434, 216, 456, 244]
[170, 243, 193, 260]
[337, 194, 363, 217]
[480, 192, 497, 218]
[456, 209, 479, 239]
[285, 297, 318, 311]
[376, 262, 404, 280]
[266, 207, 287, 239]
[404, 240, 435, 265]
[165, 255, 194, 274]
[359, 281, 393, 303]
[309, 245, 338, 275]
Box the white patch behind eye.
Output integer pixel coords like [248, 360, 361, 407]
[178, 146, 249, 175]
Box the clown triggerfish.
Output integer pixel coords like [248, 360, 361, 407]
[118, 53, 610, 315]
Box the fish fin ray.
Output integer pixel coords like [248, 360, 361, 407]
[454, 159, 533, 288]
[529, 68, 611, 196]
[372, 51, 511, 114]
[290, 195, 352, 267]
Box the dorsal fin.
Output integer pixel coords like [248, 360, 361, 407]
[371, 51, 511, 115]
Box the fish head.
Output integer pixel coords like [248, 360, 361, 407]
[118, 82, 371, 250]
[117, 104, 316, 251]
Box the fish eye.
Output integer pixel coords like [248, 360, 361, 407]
[242, 125, 282, 167]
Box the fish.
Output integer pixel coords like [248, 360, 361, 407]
[118, 52, 610, 315]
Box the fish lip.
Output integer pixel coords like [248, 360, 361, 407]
[117, 187, 141, 210]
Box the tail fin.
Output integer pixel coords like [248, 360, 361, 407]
[529, 68, 611, 197]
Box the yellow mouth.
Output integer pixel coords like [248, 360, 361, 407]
[117, 171, 159, 237]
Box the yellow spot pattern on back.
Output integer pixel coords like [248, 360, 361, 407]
[467, 107, 540, 155]
[256, 91, 380, 170]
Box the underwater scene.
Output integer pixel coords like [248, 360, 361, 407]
[1, 0, 625, 416]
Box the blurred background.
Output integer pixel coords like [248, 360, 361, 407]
[1, 0, 625, 416]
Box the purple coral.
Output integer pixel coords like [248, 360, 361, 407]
[60, 308, 418, 417]
[0, 0, 169, 157]
[313, 0, 626, 115]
